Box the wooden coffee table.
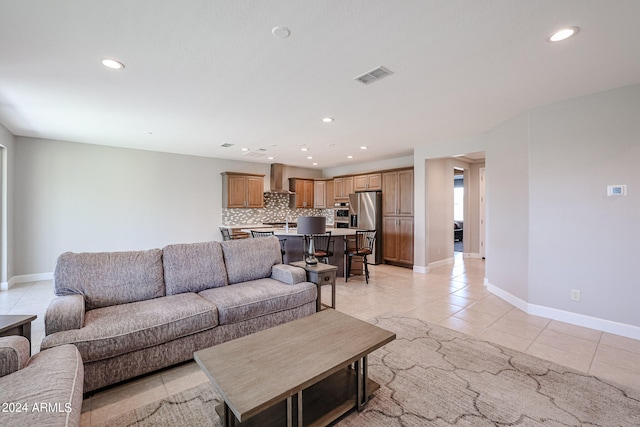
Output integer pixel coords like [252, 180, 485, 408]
[194, 309, 395, 426]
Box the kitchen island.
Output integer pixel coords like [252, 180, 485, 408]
[241, 227, 358, 277]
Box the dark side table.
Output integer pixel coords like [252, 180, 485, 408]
[0, 314, 37, 355]
[290, 261, 337, 312]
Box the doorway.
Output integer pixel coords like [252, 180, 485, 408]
[453, 168, 464, 253]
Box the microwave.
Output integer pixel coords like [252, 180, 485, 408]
[335, 209, 349, 218]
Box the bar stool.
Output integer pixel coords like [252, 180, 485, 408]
[219, 227, 237, 241]
[345, 230, 376, 283]
[303, 231, 333, 264]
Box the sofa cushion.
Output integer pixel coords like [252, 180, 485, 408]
[163, 241, 228, 295]
[198, 278, 317, 325]
[220, 236, 282, 284]
[54, 249, 165, 310]
[40, 293, 218, 363]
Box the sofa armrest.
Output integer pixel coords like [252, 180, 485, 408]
[271, 264, 307, 285]
[0, 336, 30, 377]
[45, 294, 85, 335]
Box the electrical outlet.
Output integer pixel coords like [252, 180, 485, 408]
[570, 290, 581, 301]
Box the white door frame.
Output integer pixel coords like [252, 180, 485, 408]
[479, 167, 486, 259]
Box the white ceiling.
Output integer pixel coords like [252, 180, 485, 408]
[1, 1, 639, 169]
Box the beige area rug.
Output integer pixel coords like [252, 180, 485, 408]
[100, 315, 640, 426]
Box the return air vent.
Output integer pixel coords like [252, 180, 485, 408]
[354, 66, 393, 85]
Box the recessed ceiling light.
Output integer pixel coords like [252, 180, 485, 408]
[145, 131, 153, 135]
[301, 147, 309, 152]
[241, 148, 249, 151]
[312, 162, 318, 166]
[268, 156, 274, 160]
[360, 146, 368, 150]
[272, 26, 291, 39]
[101, 58, 125, 70]
[307, 156, 313, 160]
[347, 155, 354, 159]
[548, 27, 580, 42]
[322, 117, 334, 123]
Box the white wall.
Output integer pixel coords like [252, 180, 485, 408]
[527, 84, 640, 327]
[323, 155, 413, 178]
[13, 137, 270, 276]
[415, 83, 640, 335]
[0, 123, 15, 285]
[425, 158, 454, 264]
[484, 112, 531, 302]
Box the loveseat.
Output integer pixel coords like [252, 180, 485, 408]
[0, 336, 84, 427]
[41, 236, 317, 393]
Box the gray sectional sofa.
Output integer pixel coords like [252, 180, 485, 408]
[41, 236, 317, 392]
[0, 336, 84, 427]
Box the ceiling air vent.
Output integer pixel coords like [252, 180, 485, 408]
[242, 150, 266, 157]
[220, 143, 234, 148]
[354, 66, 393, 85]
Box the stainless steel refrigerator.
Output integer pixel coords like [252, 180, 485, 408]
[349, 191, 383, 264]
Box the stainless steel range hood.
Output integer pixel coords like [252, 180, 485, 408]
[267, 163, 295, 194]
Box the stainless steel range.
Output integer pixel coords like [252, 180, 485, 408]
[333, 202, 350, 228]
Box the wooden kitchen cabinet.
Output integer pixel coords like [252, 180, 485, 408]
[314, 179, 334, 209]
[383, 216, 414, 265]
[333, 176, 354, 201]
[221, 172, 265, 208]
[354, 173, 382, 191]
[382, 169, 413, 216]
[290, 178, 314, 208]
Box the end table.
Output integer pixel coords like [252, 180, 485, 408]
[290, 261, 337, 312]
[0, 314, 37, 355]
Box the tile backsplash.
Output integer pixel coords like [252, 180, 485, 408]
[222, 193, 334, 226]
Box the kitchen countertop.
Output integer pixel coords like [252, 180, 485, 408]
[220, 224, 273, 229]
[240, 227, 358, 237]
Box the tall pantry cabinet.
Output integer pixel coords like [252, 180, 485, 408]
[382, 169, 414, 266]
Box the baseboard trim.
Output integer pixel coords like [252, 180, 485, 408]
[464, 252, 482, 259]
[428, 257, 454, 269]
[486, 280, 640, 341]
[485, 281, 528, 313]
[1, 272, 53, 291]
[413, 265, 429, 274]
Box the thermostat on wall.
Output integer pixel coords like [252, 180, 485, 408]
[607, 185, 627, 196]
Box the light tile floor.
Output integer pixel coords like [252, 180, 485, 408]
[2, 254, 640, 426]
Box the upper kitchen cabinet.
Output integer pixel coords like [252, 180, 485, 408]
[290, 178, 314, 208]
[382, 169, 414, 216]
[314, 179, 334, 209]
[353, 173, 382, 192]
[222, 172, 265, 208]
[333, 176, 354, 201]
